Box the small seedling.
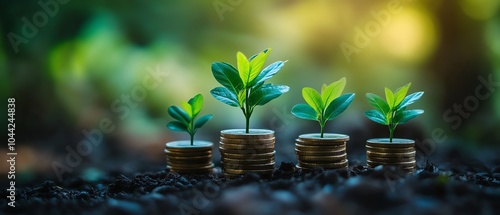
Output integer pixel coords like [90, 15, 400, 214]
[365, 83, 424, 142]
[210, 48, 289, 133]
[291, 77, 355, 138]
[167, 94, 213, 145]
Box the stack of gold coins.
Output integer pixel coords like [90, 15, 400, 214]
[165, 141, 214, 174]
[295, 133, 349, 170]
[219, 129, 275, 178]
[366, 138, 416, 172]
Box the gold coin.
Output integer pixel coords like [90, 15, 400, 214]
[220, 142, 274, 150]
[221, 158, 274, 166]
[169, 163, 213, 169]
[295, 149, 346, 156]
[298, 159, 348, 169]
[295, 139, 346, 147]
[222, 157, 274, 164]
[366, 138, 415, 148]
[295, 144, 346, 151]
[165, 149, 212, 157]
[366, 155, 415, 161]
[221, 151, 275, 159]
[365, 145, 414, 153]
[165, 148, 212, 153]
[366, 151, 416, 158]
[222, 172, 241, 178]
[367, 163, 415, 171]
[168, 163, 214, 172]
[220, 137, 275, 145]
[221, 161, 274, 170]
[220, 147, 274, 154]
[222, 162, 273, 170]
[298, 133, 349, 143]
[222, 162, 274, 170]
[168, 160, 213, 167]
[221, 129, 274, 139]
[297, 154, 347, 162]
[367, 160, 415, 167]
[167, 159, 212, 166]
[367, 156, 415, 163]
[167, 154, 212, 160]
[223, 168, 274, 175]
[166, 156, 211, 161]
[166, 141, 213, 152]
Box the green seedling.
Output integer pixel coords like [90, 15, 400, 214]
[210, 48, 289, 133]
[167, 94, 213, 145]
[291, 77, 355, 138]
[365, 83, 424, 142]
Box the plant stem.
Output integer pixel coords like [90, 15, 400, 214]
[245, 115, 250, 133]
[389, 124, 394, 143]
[245, 87, 250, 133]
[319, 113, 326, 138]
[388, 112, 396, 143]
[320, 123, 324, 138]
[190, 122, 195, 146]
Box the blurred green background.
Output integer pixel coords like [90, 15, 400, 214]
[1, 0, 499, 183]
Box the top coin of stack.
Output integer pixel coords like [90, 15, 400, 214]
[295, 133, 349, 170]
[165, 140, 214, 174]
[219, 129, 275, 178]
[366, 138, 415, 172]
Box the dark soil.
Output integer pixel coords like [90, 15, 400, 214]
[2, 145, 500, 215]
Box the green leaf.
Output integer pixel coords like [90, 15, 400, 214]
[302, 87, 323, 114]
[180, 101, 192, 118]
[397, 91, 424, 110]
[366, 93, 390, 114]
[248, 84, 289, 107]
[168, 106, 190, 125]
[324, 93, 355, 120]
[237, 52, 251, 86]
[393, 109, 424, 124]
[250, 61, 286, 87]
[210, 87, 240, 107]
[167, 121, 188, 132]
[321, 77, 346, 108]
[291, 104, 318, 120]
[385, 87, 395, 109]
[237, 91, 246, 107]
[188, 94, 203, 118]
[211, 62, 244, 93]
[249, 48, 270, 61]
[321, 84, 327, 93]
[365, 110, 388, 125]
[394, 83, 411, 107]
[194, 114, 213, 129]
[249, 49, 270, 84]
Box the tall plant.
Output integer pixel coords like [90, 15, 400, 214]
[210, 48, 289, 133]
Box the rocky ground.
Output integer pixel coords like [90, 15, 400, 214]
[2, 145, 500, 215]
